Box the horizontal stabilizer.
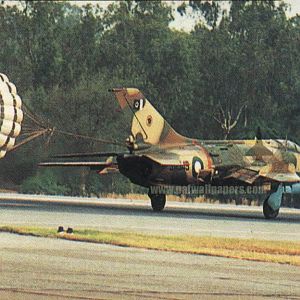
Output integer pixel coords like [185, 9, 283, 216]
[51, 152, 121, 158]
[39, 161, 114, 171]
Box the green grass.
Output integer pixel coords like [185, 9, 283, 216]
[1, 226, 299, 266]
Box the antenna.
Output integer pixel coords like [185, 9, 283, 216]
[255, 126, 262, 140]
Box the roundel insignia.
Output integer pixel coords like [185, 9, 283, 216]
[133, 98, 145, 111]
[192, 156, 204, 178]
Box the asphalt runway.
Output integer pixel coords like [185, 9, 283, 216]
[0, 194, 300, 299]
[0, 233, 299, 300]
[0, 193, 300, 241]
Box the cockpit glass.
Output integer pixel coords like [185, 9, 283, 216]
[287, 141, 298, 151]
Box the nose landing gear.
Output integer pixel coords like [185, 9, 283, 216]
[263, 198, 279, 219]
[263, 184, 283, 219]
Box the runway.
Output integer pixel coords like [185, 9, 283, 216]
[0, 193, 300, 241]
[0, 194, 300, 299]
[0, 233, 299, 300]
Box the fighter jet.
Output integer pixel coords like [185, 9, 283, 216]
[40, 88, 300, 219]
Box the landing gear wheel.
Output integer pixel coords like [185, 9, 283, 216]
[148, 192, 166, 212]
[263, 199, 279, 219]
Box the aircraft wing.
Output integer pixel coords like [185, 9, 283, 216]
[259, 172, 300, 183]
[258, 162, 300, 183]
[224, 166, 300, 184]
[224, 168, 260, 184]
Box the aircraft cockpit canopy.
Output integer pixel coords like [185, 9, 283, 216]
[284, 140, 300, 152]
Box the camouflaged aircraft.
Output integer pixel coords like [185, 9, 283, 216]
[40, 88, 300, 219]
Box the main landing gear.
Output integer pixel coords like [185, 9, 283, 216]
[148, 191, 166, 212]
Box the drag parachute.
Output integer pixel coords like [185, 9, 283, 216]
[0, 73, 23, 159]
[0, 74, 125, 160]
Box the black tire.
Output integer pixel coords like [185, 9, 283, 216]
[148, 193, 166, 212]
[263, 199, 279, 219]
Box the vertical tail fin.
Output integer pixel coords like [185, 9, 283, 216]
[111, 88, 187, 146]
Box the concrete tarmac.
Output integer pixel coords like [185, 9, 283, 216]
[0, 194, 299, 241]
[0, 233, 299, 300]
[0, 194, 299, 299]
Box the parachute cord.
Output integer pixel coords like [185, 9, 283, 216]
[54, 129, 125, 147]
[45, 126, 55, 147]
[22, 103, 48, 129]
[18, 131, 45, 136]
[23, 109, 47, 129]
[21, 128, 43, 133]
[8, 129, 49, 152]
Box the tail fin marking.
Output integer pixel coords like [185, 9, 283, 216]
[111, 88, 186, 146]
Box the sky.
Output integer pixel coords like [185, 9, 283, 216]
[4, 0, 300, 32]
[170, 0, 300, 31]
[69, 0, 300, 31]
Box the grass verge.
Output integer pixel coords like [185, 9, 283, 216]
[0, 226, 299, 266]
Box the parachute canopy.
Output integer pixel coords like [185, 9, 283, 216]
[0, 73, 23, 159]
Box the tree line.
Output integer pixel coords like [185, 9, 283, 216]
[0, 0, 299, 197]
